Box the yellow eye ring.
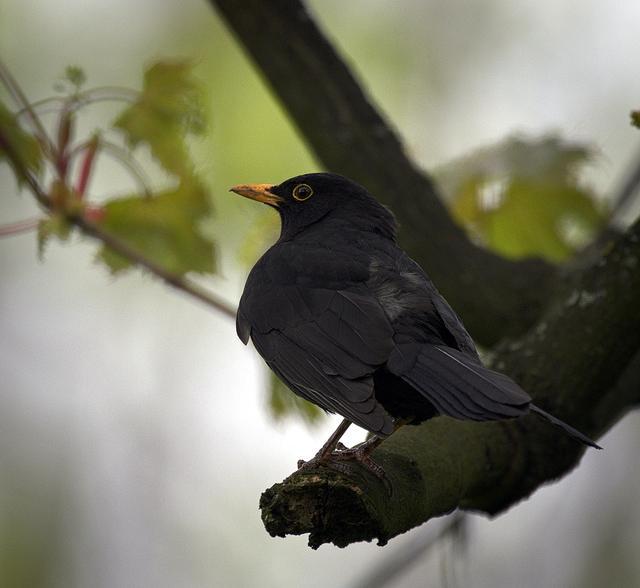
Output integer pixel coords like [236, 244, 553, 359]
[292, 183, 313, 201]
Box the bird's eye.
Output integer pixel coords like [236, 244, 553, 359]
[292, 183, 313, 201]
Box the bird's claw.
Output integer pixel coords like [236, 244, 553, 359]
[296, 444, 392, 495]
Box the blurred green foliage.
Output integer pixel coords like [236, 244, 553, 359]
[2, 60, 217, 277]
[437, 135, 606, 261]
[98, 178, 215, 275]
[0, 477, 63, 588]
[268, 373, 324, 424]
[0, 101, 43, 185]
[37, 213, 72, 258]
[63, 65, 86, 90]
[114, 61, 206, 178]
[101, 61, 215, 275]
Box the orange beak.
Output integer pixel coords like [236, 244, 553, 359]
[229, 183, 282, 207]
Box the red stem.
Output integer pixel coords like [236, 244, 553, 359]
[56, 107, 74, 180]
[76, 136, 99, 198]
[0, 217, 41, 238]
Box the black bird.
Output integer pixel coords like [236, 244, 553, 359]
[231, 173, 600, 474]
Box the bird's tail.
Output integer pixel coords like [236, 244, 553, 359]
[530, 405, 602, 449]
[387, 343, 602, 449]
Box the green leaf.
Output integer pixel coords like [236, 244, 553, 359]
[0, 101, 43, 185]
[64, 65, 86, 90]
[113, 61, 206, 178]
[37, 215, 72, 259]
[437, 135, 606, 262]
[268, 372, 324, 425]
[96, 178, 215, 276]
[631, 110, 640, 129]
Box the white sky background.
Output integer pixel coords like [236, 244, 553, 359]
[1, 1, 640, 587]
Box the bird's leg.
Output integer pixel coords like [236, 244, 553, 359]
[326, 420, 409, 481]
[297, 419, 409, 488]
[296, 418, 352, 469]
[325, 435, 387, 479]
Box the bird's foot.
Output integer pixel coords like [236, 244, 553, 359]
[324, 444, 387, 479]
[296, 437, 391, 493]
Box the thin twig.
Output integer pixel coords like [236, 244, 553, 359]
[75, 215, 237, 318]
[0, 126, 237, 320]
[0, 59, 55, 157]
[15, 87, 137, 124]
[16, 96, 67, 119]
[96, 139, 153, 197]
[75, 136, 99, 197]
[76, 85, 139, 105]
[66, 136, 153, 197]
[350, 513, 466, 588]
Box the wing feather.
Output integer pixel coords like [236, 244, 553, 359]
[255, 329, 393, 435]
[388, 344, 531, 421]
[241, 268, 397, 435]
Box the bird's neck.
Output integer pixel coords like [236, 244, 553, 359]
[278, 208, 333, 242]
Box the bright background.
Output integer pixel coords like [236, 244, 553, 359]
[1, 1, 640, 587]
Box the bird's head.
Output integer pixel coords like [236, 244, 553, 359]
[230, 172, 397, 240]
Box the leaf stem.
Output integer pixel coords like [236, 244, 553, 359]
[16, 96, 67, 119]
[55, 102, 74, 180]
[16, 86, 138, 120]
[96, 139, 153, 197]
[77, 86, 139, 105]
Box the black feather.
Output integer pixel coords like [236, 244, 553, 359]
[530, 405, 602, 449]
[388, 344, 530, 421]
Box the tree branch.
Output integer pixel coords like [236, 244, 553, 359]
[349, 513, 466, 588]
[259, 216, 640, 548]
[0, 127, 236, 320]
[210, 0, 557, 345]
[74, 215, 237, 318]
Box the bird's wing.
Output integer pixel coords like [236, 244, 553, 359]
[387, 344, 531, 420]
[366, 251, 477, 359]
[430, 294, 480, 359]
[393, 252, 481, 358]
[371, 250, 529, 420]
[239, 258, 396, 436]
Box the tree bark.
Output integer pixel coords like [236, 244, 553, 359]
[260, 217, 640, 548]
[210, 0, 557, 346]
